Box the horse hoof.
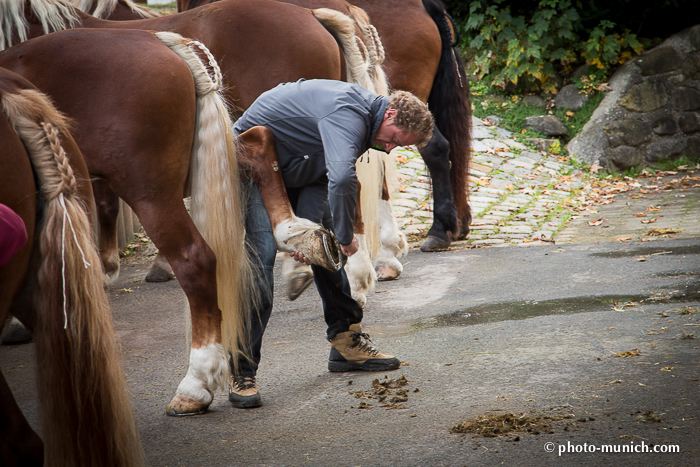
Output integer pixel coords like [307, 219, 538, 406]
[420, 235, 451, 252]
[145, 266, 175, 282]
[1, 317, 32, 345]
[287, 271, 314, 301]
[166, 395, 208, 416]
[352, 292, 367, 308]
[376, 265, 401, 281]
[289, 229, 344, 272]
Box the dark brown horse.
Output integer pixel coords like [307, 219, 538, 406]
[176, 0, 473, 251]
[0, 68, 144, 466]
[0, 27, 341, 416]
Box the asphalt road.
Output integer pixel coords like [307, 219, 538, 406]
[2, 196, 700, 466]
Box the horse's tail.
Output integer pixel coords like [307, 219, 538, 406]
[1, 88, 144, 466]
[71, 0, 161, 19]
[354, 149, 384, 260]
[312, 7, 386, 94]
[154, 31, 254, 376]
[422, 0, 473, 236]
[342, 4, 390, 96]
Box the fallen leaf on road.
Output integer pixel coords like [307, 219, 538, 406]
[613, 349, 641, 358]
[616, 237, 633, 242]
[641, 218, 657, 224]
[633, 212, 647, 217]
[588, 218, 606, 226]
[644, 228, 681, 236]
[646, 205, 661, 211]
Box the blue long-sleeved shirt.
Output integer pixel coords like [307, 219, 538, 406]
[233, 79, 389, 245]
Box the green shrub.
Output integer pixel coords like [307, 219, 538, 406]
[458, 0, 643, 93]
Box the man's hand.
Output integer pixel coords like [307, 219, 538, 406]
[340, 234, 359, 257]
[290, 250, 311, 265]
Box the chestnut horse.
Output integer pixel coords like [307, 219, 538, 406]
[177, 0, 473, 251]
[0, 68, 144, 466]
[0, 28, 342, 416]
[13, 0, 383, 304]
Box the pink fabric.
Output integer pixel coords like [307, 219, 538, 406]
[0, 203, 28, 267]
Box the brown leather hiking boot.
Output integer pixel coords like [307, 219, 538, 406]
[228, 375, 262, 408]
[328, 324, 400, 372]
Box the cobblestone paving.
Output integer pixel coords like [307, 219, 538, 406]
[394, 116, 583, 248]
[393, 116, 700, 248]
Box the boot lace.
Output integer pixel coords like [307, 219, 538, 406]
[350, 332, 380, 356]
[233, 375, 256, 391]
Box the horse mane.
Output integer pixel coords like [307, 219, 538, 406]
[0, 0, 81, 50]
[70, 0, 161, 19]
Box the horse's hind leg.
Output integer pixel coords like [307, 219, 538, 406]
[127, 197, 225, 415]
[92, 179, 121, 284]
[0, 371, 43, 467]
[418, 126, 458, 252]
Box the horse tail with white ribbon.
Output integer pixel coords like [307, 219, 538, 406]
[154, 31, 254, 377]
[1, 87, 144, 466]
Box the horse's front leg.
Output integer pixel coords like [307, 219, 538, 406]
[236, 126, 343, 272]
[418, 126, 459, 251]
[344, 182, 376, 306]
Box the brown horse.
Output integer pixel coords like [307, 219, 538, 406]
[0, 68, 144, 466]
[176, 0, 473, 251]
[0, 27, 341, 416]
[12, 0, 383, 302]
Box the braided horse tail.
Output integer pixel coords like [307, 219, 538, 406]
[1, 86, 144, 466]
[154, 31, 255, 377]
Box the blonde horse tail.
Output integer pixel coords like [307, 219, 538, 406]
[354, 149, 383, 261]
[311, 8, 377, 92]
[1, 89, 144, 466]
[71, 0, 161, 19]
[344, 4, 390, 96]
[154, 31, 254, 377]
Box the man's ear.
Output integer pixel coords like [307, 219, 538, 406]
[384, 108, 397, 121]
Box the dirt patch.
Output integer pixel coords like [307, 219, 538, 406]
[451, 411, 575, 438]
[347, 374, 416, 410]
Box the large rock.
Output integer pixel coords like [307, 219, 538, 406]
[554, 84, 588, 110]
[679, 112, 700, 133]
[646, 139, 686, 162]
[522, 95, 547, 107]
[602, 146, 643, 170]
[652, 115, 678, 135]
[604, 119, 652, 147]
[686, 136, 700, 158]
[524, 115, 567, 136]
[620, 80, 668, 112]
[634, 47, 683, 76]
[671, 87, 700, 111]
[682, 52, 700, 80]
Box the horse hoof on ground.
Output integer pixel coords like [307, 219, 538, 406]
[145, 265, 175, 282]
[166, 395, 208, 417]
[145, 254, 175, 282]
[420, 235, 451, 252]
[1, 317, 32, 345]
[376, 262, 402, 281]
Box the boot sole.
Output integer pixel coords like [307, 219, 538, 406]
[328, 359, 400, 372]
[229, 394, 262, 409]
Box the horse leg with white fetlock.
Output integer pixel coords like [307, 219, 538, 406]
[236, 126, 344, 272]
[375, 159, 408, 280]
[344, 179, 376, 307]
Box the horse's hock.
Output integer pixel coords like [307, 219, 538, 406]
[568, 25, 700, 170]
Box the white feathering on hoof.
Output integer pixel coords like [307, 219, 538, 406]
[345, 233, 376, 307]
[174, 344, 229, 405]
